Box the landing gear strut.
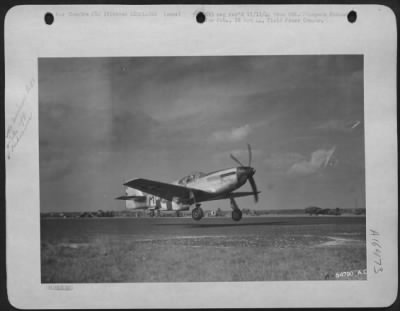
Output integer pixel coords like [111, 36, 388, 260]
[230, 198, 242, 221]
[192, 204, 204, 221]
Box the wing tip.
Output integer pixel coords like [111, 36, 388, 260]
[116, 195, 146, 200]
[123, 178, 141, 187]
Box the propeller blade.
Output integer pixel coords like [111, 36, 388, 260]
[230, 153, 245, 167]
[248, 175, 259, 203]
[247, 143, 252, 166]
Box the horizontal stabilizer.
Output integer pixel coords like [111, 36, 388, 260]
[115, 195, 146, 201]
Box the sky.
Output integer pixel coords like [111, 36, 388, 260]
[39, 56, 364, 213]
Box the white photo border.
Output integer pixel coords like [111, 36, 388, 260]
[5, 4, 397, 308]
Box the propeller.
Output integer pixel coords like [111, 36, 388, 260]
[230, 153, 245, 167]
[230, 144, 259, 203]
[247, 143, 252, 166]
[248, 175, 259, 203]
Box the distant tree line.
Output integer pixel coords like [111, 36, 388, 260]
[304, 206, 366, 216]
[305, 206, 341, 216]
[40, 207, 366, 219]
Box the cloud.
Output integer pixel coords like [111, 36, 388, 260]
[39, 146, 74, 182]
[264, 152, 305, 171]
[211, 124, 251, 143]
[111, 109, 160, 150]
[288, 147, 336, 176]
[314, 120, 361, 132]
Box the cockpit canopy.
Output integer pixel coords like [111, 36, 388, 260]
[177, 171, 205, 185]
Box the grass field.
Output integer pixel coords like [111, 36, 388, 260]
[41, 217, 366, 282]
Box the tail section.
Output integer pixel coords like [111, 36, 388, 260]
[116, 188, 147, 209]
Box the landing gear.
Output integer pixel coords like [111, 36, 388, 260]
[190, 191, 203, 221]
[149, 210, 155, 217]
[232, 209, 242, 221]
[230, 198, 242, 222]
[192, 204, 204, 221]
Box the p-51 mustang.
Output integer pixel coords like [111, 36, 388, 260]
[116, 144, 259, 221]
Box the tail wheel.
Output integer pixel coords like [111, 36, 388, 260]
[192, 207, 203, 221]
[232, 209, 242, 221]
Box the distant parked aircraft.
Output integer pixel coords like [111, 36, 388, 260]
[116, 144, 260, 221]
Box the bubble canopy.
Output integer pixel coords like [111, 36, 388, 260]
[177, 172, 206, 185]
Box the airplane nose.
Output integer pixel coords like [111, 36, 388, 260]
[237, 167, 255, 182]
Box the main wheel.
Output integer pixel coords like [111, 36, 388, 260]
[192, 207, 203, 221]
[149, 210, 155, 217]
[232, 209, 242, 221]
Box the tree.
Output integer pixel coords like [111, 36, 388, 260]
[305, 206, 322, 215]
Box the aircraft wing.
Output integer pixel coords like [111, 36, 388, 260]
[123, 178, 207, 202]
[202, 191, 261, 202]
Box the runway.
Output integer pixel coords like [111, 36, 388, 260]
[41, 215, 366, 242]
[41, 216, 367, 282]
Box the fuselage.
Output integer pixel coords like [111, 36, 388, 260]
[173, 167, 249, 194]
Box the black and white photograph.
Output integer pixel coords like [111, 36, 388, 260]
[5, 4, 397, 309]
[39, 55, 366, 283]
